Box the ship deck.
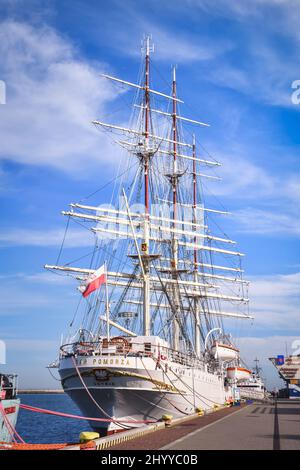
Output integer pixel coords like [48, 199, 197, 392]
[94, 399, 300, 451]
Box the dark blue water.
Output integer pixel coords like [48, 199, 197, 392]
[16, 394, 93, 444]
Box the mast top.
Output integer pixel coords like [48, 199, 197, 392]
[142, 35, 154, 57]
[172, 65, 177, 83]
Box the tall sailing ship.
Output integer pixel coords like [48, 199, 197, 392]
[46, 37, 253, 435]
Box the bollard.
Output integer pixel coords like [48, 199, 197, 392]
[162, 414, 173, 427]
[79, 431, 100, 443]
[195, 407, 204, 416]
[79, 431, 99, 450]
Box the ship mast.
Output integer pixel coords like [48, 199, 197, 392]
[172, 66, 177, 222]
[144, 36, 150, 215]
[192, 135, 201, 357]
[170, 66, 181, 350]
[142, 35, 152, 336]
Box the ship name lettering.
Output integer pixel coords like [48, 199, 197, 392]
[94, 358, 130, 366]
[120, 358, 130, 366]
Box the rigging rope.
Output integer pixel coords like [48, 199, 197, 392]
[139, 356, 189, 416]
[56, 216, 70, 265]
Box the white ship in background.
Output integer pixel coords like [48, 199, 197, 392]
[270, 354, 300, 399]
[236, 359, 266, 400]
[0, 373, 20, 442]
[46, 37, 256, 435]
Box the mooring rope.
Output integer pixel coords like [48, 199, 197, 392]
[19, 403, 156, 424]
[71, 356, 131, 429]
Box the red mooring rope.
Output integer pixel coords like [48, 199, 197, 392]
[20, 403, 157, 424]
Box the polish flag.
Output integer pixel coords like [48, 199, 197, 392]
[81, 264, 107, 298]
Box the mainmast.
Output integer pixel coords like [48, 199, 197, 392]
[192, 135, 197, 269]
[144, 36, 150, 214]
[142, 35, 152, 336]
[172, 66, 177, 222]
[170, 67, 180, 350]
[192, 135, 201, 357]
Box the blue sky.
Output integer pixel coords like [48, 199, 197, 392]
[0, 0, 300, 389]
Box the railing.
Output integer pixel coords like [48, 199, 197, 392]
[60, 339, 206, 369]
[0, 374, 18, 400]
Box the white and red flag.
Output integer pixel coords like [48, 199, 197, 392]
[80, 264, 107, 298]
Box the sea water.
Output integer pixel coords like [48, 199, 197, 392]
[16, 394, 93, 444]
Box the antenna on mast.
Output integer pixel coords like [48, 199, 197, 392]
[141, 34, 154, 56]
[172, 64, 177, 83]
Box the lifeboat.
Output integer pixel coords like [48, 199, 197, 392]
[211, 342, 239, 362]
[226, 366, 251, 382]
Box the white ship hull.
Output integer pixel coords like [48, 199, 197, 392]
[0, 398, 20, 442]
[237, 385, 265, 400]
[59, 354, 231, 435]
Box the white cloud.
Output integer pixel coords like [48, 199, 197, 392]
[0, 20, 122, 174]
[232, 207, 300, 236]
[249, 272, 300, 330]
[0, 288, 53, 313]
[0, 227, 95, 247]
[208, 153, 275, 199]
[91, 1, 233, 65]
[129, 26, 232, 63]
[212, 49, 298, 108]
[0, 272, 73, 284]
[285, 176, 300, 203]
[0, 270, 79, 316]
[171, 0, 300, 108]
[202, 148, 300, 237]
[182, 0, 299, 21]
